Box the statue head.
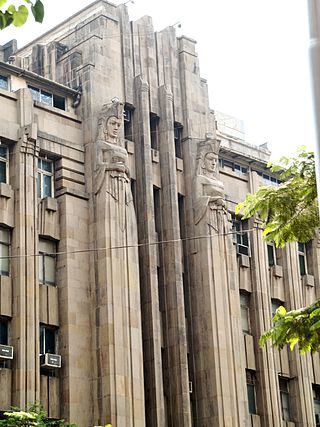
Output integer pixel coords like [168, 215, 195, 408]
[196, 137, 221, 177]
[97, 99, 124, 143]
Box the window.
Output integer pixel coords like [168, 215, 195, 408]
[174, 122, 183, 159]
[0, 145, 8, 184]
[240, 292, 250, 334]
[220, 158, 247, 175]
[0, 228, 10, 276]
[313, 385, 320, 426]
[40, 325, 57, 354]
[150, 113, 160, 150]
[0, 318, 8, 345]
[267, 243, 276, 267]
[37, 158, 54, 199]
[297, 242, 307, 276]
[124, 105, 134, 141]
[233, 216, 250, 256]
[279, 378, 291, 421]
[271, 299, 284, 320]
[0, 75, 8, 90]
[28, 85, 65, 110]
[39, 239, 56, 286]
[255, 171, 281, 186]
[246, 370, 257, 414]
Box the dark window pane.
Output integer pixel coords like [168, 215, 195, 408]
[0, 76, 8, 90]
[45, 328, 55, 353]
[41, 90, 53, 106]
[41, 160, 52, 173]
[0, 161, 6, 184]
[247, 384, 256, 414]
[0, 320, 8, 345]
[43, 175, 52, 197]
[28, 85, 40, 102]
[0, 242, 9, 275]
[267, 244, 275, 267]
[0, 147, 7, 158]
[299, 254, 306, 275]
[37, 173, 41, 198]
[53, 94, 65, 110]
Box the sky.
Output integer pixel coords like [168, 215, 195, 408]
[0, 0, 316, 161]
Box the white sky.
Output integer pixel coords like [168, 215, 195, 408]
[0, 0, 316, 161]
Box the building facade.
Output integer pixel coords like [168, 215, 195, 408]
[0, 1, 319, 426]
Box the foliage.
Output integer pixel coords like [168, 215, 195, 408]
[259, 301, 320, 353]
[0, 403, 77, 427]
[237, 146, 320, 353]
[0, 0, 44, 29]
[236, 146, 318, 247]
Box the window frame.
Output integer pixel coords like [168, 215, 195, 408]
[39, 239, 57, 286]
[246, 370, 257, 414]
[240, 291, 251, 334]
[232, 216, 250, 256]
[174, 122, 183, 159]
[28, 85, 65, 110]
[0, 228, 10, 277]
[297, 242, 307, 276]
[0, 145, 9, 184]
[0, 75, 9, 91]
[37, 158, 54, 199]
[150, 113, 160, 150]
[40, 324, 57, 355]
[279, 377, 291, 421]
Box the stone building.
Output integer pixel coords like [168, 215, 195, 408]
[0, 1, 319, 426]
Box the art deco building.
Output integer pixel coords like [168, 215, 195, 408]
[0, 1, 319, 426]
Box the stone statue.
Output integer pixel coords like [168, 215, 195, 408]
[194, 136, 225, 226]
[93, 100, 145, 426]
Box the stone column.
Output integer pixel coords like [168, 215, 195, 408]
[191, 138, 247, 426]
[134, 76, 165, 427]
[12, 88, 40, 407]
[158, 85, 192, 426]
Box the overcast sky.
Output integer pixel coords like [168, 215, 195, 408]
[0, 0, 315, 160]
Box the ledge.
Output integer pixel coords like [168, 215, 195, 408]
[151, 148, 160, 163]
[302, 273, 314, 287]
[0, 183, 13, 199]
[41, 197, 58, 212]
[176, 157, 184, 171]
[271, 264, 283, 278]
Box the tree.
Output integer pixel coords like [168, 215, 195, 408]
[0, 403, 77, 427]
[0, 0, 44, 30]
[236, 146, 320, 352]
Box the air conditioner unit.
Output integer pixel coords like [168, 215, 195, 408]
[189, 381, 193, 394]
[40, 353, 61, 370]
[237, 243, 250, 257]
[0, 344, 13, 360]
[124, 109, 131, 123]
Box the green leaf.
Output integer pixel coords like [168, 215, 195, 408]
[0, 0, 7, 8]
[276, 306, 286, 317]
[12, 4, 28, 27]
[31, 0, 44, 22]
[289, 337, 299, 351]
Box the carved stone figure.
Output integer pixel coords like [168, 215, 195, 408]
[194, 137, 225, 226]
[93, 100, 145, 426]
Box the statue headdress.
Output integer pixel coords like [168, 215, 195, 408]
[96, 99, 124, 140]
[196, 133, 221, 162]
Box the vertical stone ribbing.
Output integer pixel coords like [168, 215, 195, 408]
[12, 88, 40, 407]
[134, 76, 165, 427]
[158, 85, 192, 427]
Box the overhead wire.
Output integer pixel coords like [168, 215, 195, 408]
[0, 228, 256, 259]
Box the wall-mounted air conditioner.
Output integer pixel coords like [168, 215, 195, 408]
[0, 344, 13, 360]
[40, 353, 61, 370]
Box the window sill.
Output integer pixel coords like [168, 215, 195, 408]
[0, 183, 13, 199]
[270, 264, 283, 278]
[301, 273, 314, 287]
[40, 197, 58, 212]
